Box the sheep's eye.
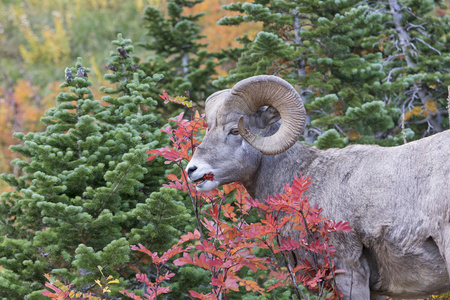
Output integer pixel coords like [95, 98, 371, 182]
[229, 128, 240, 135]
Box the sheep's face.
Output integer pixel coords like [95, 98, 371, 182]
[186, 76, 305, 191]
[186, 98, 280, 192]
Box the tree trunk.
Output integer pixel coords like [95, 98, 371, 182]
[293, 8, 314, 144]
[388, 0, 443, 133]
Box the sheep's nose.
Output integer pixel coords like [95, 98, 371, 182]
[187, 166, 197, 178]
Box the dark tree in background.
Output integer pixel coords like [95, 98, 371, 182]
[140, 0, 224, 108]
[376, 0, 450, 136]
[217, 0, 449, 148]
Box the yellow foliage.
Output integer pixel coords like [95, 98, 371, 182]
[135, 0, 163, 12]
[430, 294, 450, 300]
[107, 278, 120, 284]
[14, 79, 35, 107]
[404, 100, 438, 121]
[19, 14, 70, 66]
[71, 0, 162, 13]
[95, 267, 119, 294]
[0, 78, 55, 193]
[183, 0, 262, 53]
[89, 56, 104, 84]
[347, 128, 361, 140]
[404, 106, 427, 120]
[424, 99, 438, 114]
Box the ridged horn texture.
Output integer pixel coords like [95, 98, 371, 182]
[226, 75, 306, 155]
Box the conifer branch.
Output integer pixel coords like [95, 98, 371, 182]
[412, 37, 441, 55]
[98, 153, 142, 216]
[388, 0, 443, 133]
[383, 66, 404, 83]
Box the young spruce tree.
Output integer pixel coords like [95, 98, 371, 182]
[140, 0, 223, 107]
[0, 34, 193, 299]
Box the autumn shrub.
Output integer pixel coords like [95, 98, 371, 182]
[124, 93, 351, 299]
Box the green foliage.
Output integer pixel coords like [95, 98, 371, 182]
[139, 0, 224, 108]
[216, 0, 391, 146]
[375, 0, 450, 136]
[0, 0, 154, 87]
[0, 35, 194, 298]
[169, 265, 211, 298]
[217, 0, 449, 148]
[127, 187, 194, 253]
[314, 129, 347, 149]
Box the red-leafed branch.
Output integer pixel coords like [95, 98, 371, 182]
[132, 92, 351, 299]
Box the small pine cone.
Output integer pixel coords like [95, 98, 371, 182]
[107, 64, 119, 72]
[118, 47, 130, 58]
[65, 68, 73, 83]
[77, 66, 87, 78]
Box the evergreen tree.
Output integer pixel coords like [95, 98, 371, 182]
[374, 0, 450, 136]
[139, 0, 224, 108]
[0, 34, 193, 299]
[216, 0, 448, 148]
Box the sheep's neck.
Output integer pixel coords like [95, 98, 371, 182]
[243, 143, 320, 201]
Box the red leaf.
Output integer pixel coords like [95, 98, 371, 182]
[211, 274, 239, 291]
[169, 112, 185, 123]
[161, 246, 184, 261]
[276, 237, 301, 252]
[146, 149, 160, 161]
[203, 172, 214, 181]
[131, 244, 154, 258]
[147, 146, 183, 163]
[120, 289, 144, 300]
[195, 240, 225, 260]
[136, 273, 150, 284]
[179, 229, 201, 244]
[173, 252, 193, 266]
[188, 290, 216, 300]
[267, 280, 288, 292]
[159, 90, 170, 103]
[166, 173, 178, 181]
[156, 286, 170, 295]
[174, 252, 212, 269]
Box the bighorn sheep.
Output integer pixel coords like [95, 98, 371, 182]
[186, 75, 450, 299]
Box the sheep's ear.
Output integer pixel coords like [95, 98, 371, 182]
[260, 106, 281, 126]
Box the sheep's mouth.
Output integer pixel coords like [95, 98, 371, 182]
[193, 178, 206, 185]
[193, 173, 214, 186]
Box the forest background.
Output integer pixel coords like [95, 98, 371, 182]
[0, 0, 450, 299]
[0, 0, 260, 189]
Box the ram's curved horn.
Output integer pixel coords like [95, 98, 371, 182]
[226, 75, 306, 155]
